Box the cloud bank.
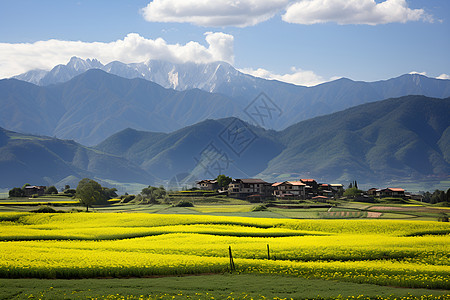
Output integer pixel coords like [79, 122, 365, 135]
[141, 0, 289, 27]
[0, 32, 234, 78]
[141, 0, 432, 27]
[240, 66, 328, 86]
[282, 0, 432, 25]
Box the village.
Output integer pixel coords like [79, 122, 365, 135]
[196, 178, 408, 202]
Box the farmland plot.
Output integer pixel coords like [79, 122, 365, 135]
[0, 213, 449, 296]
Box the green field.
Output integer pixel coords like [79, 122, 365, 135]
[2, 194, 449, 221]
[1, 274, 449, 300]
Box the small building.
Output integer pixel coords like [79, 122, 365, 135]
[300, 179, 319, 191]
[228, 178, 272, 199]
[312, 195, 329, 203]
[367, 188, 378, 196]
[23, 185, 46, 197]
[375, 188, 405, 198]
[272, 181, 306, 199]
[197, 179, 219, 191]
[329, 184, 344, 192]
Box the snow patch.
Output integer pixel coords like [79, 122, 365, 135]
[168, 67, 179, 89]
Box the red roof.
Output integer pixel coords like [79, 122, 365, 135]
[235, 178, 268, 184]
[312, 196, 328, 199]
[197, 179, 217, 184]
[300, 179, 316, 182]
[287, 181, 306, 186]
[387, 188, 405, 192]
[272, 182, 283, 187]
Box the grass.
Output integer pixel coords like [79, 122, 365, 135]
[0, 274, 449, 300]
[1, 196, 449, 221]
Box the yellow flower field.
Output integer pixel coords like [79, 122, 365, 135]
[0, 212, 449, 289]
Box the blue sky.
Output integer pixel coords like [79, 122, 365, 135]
[0, 0, 449, 86]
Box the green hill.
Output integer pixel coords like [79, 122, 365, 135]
[96, 118, 284, 182]
[0, 128, 156, 189]
[264, 95, 450, 184]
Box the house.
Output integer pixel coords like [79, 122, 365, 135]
[23, 185, 46, 197]
[367, 188, 378, 196]
[272, 181, 306, 199]
[375, 188, 405, 198]
[312, 195, 329, 203]
[329, 184, 344, 193]
[228, 179, 272, 199]
[197, 179, 219, 191]
[300, 179, 319, 191]
[318, 183, 334, 197]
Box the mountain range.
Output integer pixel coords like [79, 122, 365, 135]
[2, 58, 449, 192]
[1, 70, 238, 145]
[1, 95, 448, 191]
[4, 59, 450, 145]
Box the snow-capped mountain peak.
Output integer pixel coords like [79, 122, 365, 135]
[13, 57, 245, 93]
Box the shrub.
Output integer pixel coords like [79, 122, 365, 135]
[121, 195, 135, 203]
[30, 206, 64, 213]
[174, 200, 194, 207]
[45, 186, 58, 195]
[252, 205, 267, 211]
[437, 215, 449, 222]
[63, 189, 76, 196]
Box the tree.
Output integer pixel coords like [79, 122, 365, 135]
[64, 189, 76, 196]
[9, 187, 25, 198]
[431, 190, 441, 204]
[343, 187, 363, 198]
[45, 186, 58, 195]
[102, 187, 118, 199]
[439, 191, 446, 203]
[76, 178, 103, 212]
[216, 174, 232, 189]
[354, 180, 358, 189]
[140, 186, 166, 204]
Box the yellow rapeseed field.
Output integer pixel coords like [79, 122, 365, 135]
[0, 212, 449, 289]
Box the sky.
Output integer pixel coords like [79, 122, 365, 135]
[0, 0, 449, 86]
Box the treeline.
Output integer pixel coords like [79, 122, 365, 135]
[420, 189, 450, 204]
[8, 184, 58, 197]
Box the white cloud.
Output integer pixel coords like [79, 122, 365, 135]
[141, 0, 288, 27]
[437, 74, 450, 80]
[0, 32, 234, 78]
[240, 66, 328, 86]
[204, 32, 234, 63]
[282, 0, 433, 25]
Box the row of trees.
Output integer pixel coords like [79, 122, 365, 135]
[421, 189, 450, 204]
